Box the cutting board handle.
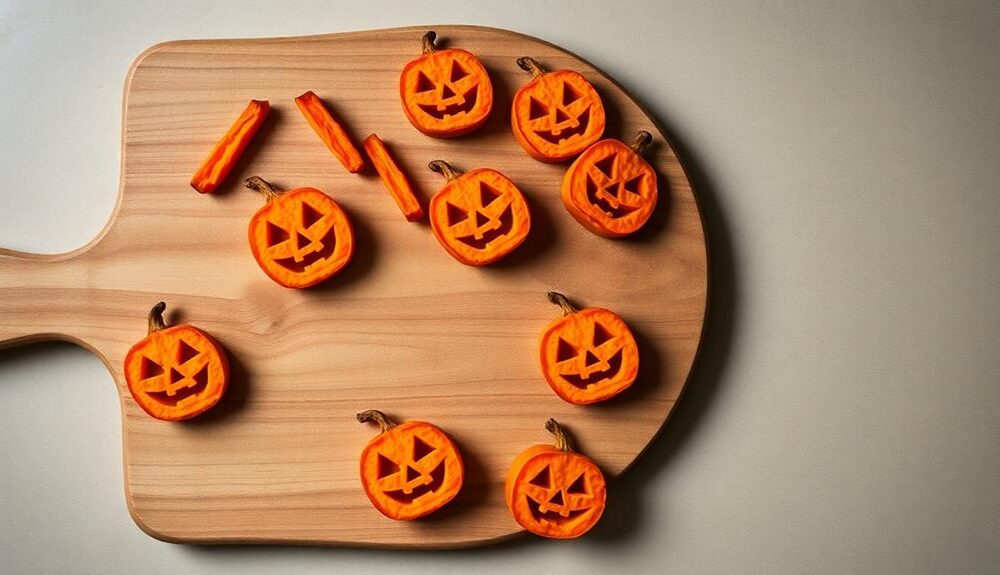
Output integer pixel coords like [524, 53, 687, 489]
[0, 247, 93, 350]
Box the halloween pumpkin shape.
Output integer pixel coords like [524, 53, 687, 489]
[506, 418, 607, 538]
[400, 31, 494, 138]
[427, 160, 531, 266]
[357, 409, 464, 520]
[562, 130, 658, 237]
[511, 57, 606, 163]
[123, 302, 229, 421]
[245, 176, 354, 289]
[539, 292, 639, 404]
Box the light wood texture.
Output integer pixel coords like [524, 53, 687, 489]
[0, 26, 707, 548]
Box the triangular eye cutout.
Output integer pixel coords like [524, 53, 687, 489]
[301, 203, 323, 228]
[177, 340, 200, 364]
[593, 155, 616, 178]
[623, 175, 644, 195]
[567, 473, 588, 494]
[446, 202, 469, 226]
[562, 82, 583, 106]
[415, 71, 435, 92]
[450, 60, 470, 83]
[529, 97, 548, 120]
[140, 356, 164, 379]
[376, 454, 400, 479]
[593, 322, 615, 346]
[413, 436, 435, 461]
[266, 221, 289, 247]
[556, 338, 578, 362]
[555, 108, 570, 123]
[480, 182, 502, 207]
[529, 465, 552, 489]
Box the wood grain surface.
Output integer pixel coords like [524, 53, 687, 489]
[0, 25, 707, 547]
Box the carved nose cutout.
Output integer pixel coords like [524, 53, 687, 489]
[555, 109, 570, 123]
[475, 212, 490, 227]
[548, 490, 564, 506]
[405, 465, 421, 482]
[585, 350, 601, 367]
[442, 85, 456, 99]
[296, 232, 311, 251]
[169, 368, 184, 384]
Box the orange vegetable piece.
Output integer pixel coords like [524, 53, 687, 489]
[506, 419, 607, 538]
[427, 160, 531, 266]
[539, 292, 639, 404]
[362, 134, 423, 221]
[399, 31, 494, 138]
[123, 302, 230, 421]
[245, 176, 354, 289]
[511, 57, 606, 163]
[357, 410, 464, 520]
[562, 131, 658, 237]
[295, 91, 364, 173]
[190, 99, 270, 194]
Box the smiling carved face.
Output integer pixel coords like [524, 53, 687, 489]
[429, 167, 531, 266]
[562, 134, 658, 237]
[539, 295, 639, 405]
[248, 187, 354, 289]
[359, 419, 465, 520]
[400, 40, 494, 138]
[505, 442, 606, 539]
[124, 320, 229, 422]
[511, 61, 606, 163]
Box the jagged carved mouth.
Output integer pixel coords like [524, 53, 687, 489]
[146, 364, 209, 406]
[273, 226, 338, 273]
[587, 181, 641, 218]
[382, 461, 446, 504]
[526, 496, 589, 524]
[561, 348, 624, 389]
[418, 86, 479, 120]
[535, 108, 590, 145]
[456, 204, 513, 250]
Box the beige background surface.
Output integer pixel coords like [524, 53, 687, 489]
[1, 1, 998, 573]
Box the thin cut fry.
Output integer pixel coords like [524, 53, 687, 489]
[190, 99, 270, 194]
[363, 134, 424, 221]
[295, 91, 364, 173]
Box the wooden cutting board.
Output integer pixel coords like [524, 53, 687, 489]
[0, 25, 707, 548]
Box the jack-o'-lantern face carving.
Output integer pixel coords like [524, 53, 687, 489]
[539, 292, 639, 405]
[358, 410, 465, 520]
[124, 302, 229, 421]
[246, 177, 354, 289]
[400, 32, 494, 138]
[428, 161, 531, 266]
[562, 131, 658, 237]
[511, 57, 606, 163]
[505, 419, 606, 539]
